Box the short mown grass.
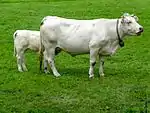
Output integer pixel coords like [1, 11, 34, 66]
[0, 0, 150, 112]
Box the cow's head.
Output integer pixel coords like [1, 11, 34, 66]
[120, 13, 143, 36]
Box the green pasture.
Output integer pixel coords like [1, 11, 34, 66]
[0, 0, 150, 112]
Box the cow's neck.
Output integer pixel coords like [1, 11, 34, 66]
[116, 19, 126, 47]
[117, 19, 126, 37]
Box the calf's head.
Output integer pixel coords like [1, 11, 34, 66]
[120, 13, 143, 36]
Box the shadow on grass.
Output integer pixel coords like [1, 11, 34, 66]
[36, 62, 146, 79]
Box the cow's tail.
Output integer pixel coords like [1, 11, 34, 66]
[13, 31, 17, 57]
[39, 17, 47, 71]
[39, 28, 44, 71]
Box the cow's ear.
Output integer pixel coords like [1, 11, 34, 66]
[121, 13, 130, 23]
[134, 16, 139, 22]
[121, 16, 125, 23]
[131, 14, 139, 22]
[121, 15, 124, 18]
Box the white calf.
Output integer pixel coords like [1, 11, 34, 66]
[13, 30, 42, 72]
[40, 13, 143, 78]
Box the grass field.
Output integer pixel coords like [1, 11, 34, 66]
[0, 0, 150, 112]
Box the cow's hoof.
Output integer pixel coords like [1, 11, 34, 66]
[18, 70, 23, 72]
[100, 73, 105, 77]
[23, 68, 28, 72]
[54, 73, 61, 77]
[89, 74, 94, 79]
[55, 75, 61, 77]
[44, 70, 50, 74]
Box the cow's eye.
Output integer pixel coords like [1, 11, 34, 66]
[127, 21, 132, 24]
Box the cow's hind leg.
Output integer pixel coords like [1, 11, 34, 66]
[44, 47, 61, 74]
[44, 59, 49, 74]
[43, 51, 49, 74]
[45, 44, 61, 77]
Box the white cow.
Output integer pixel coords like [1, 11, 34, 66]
[40, 13, 143, 78]
[13, 30, 48, 72]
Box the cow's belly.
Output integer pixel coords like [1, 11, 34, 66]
[57, 37, 90, 55]
[99, 42, 119, 56]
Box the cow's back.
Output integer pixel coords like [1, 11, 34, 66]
[41, 17, 96, 54]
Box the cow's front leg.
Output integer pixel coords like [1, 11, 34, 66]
[16, 51, 24, 72]
[17, 55, 23, 72]
[99, 56, 104, 77]
[21, 55, 28, 71]
[89, 48, 99, 78]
